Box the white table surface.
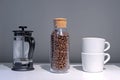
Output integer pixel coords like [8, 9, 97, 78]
[0, 63, 120, 80]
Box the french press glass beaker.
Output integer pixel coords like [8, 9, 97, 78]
[12, 26, 35, 71]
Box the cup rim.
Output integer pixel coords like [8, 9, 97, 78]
[82, 37, 105, 40]
[81, 52, 107, 55]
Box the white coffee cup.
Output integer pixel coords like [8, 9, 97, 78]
[81, 52, 110, 72]
[82, 37, 110, 53]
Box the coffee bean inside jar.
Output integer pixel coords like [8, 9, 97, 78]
[50, 18, 70, 73]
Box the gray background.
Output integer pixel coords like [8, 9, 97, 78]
[0, 0, 120, 63]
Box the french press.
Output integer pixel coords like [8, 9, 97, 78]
[12, 26, 35, 71]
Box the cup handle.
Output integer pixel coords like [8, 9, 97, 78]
[104, 53, 110, 64]
[104, 42, 110, 52]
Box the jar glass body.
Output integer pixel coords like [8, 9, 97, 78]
[50, 28, 70, 73]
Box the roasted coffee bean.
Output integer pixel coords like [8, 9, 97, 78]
[51, 31, 69, 71]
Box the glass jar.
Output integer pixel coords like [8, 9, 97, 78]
[50, 18, 70, 73]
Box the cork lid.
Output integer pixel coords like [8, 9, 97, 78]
[54, 18, 67, 28]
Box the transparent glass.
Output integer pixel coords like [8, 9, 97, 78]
[13, 36, 33, 69]
[50, 28, 70, 73]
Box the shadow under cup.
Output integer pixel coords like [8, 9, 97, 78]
[81, 53, 110, 73]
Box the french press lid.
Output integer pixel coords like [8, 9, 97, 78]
[13, 26, 33, 36]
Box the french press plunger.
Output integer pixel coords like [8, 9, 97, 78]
[12, 26, 35, 71]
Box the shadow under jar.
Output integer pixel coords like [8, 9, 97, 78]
[50, 18, 70, 73]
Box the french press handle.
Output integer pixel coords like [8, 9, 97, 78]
[25, 36, 35, 59]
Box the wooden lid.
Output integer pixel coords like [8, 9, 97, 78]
[54, 18, 67, 28]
